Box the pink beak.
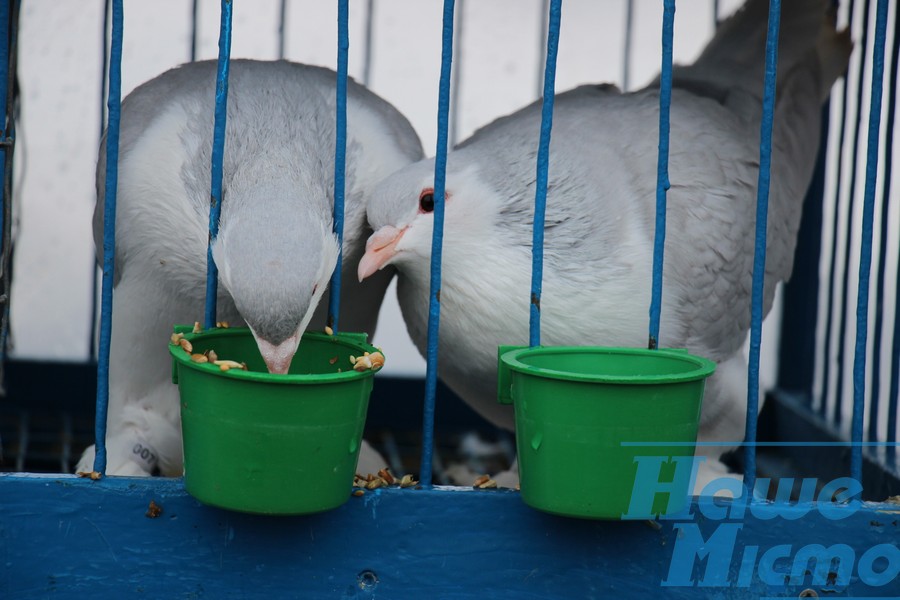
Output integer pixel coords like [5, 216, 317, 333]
[358, 225, 406, 281]
[255, 333, 301, 375]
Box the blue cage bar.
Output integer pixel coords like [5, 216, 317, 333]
[1, 1, 899, 597]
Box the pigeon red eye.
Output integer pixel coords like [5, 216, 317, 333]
[419, 190, 435, 213]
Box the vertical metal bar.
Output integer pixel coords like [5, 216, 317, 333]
[0, 0, 6, 376]
[89, 0, 111, 360]
[60, 411, 73, 473]
[15, 410, 26, 472]
[744, 0, 781, 491]
[93, 0, 124, 475]
[528, 0, 562, 349]
[535, 0, 549, 100]
[889, 238, 900, 464]
[0, 0, 18, 384]
[869, 0, 899, 445]
[622, 0, 634, 92]
[362, 0, 375, 87]
[449, 0, 464, 148]
[191, 0, 200, 62]
[850, 0, 889, 486]
[834, 0, 874, 426]
[277, 0, 287, 60]
[888, 2, 900, 462]
[419, 0, 456, 487]
[820, 0, 861, 418]
[327, 0, 349, 332]
[204, 0, 233, 330]
[648, 0, 674, 350]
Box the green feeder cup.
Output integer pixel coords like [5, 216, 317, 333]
[169, 326, 383, 515]
[498, 346, 715, 519]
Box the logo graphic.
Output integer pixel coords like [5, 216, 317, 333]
[621, 455, 900, 590]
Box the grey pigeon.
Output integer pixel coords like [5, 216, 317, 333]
[358, 0, 851, 490]
[77, 60, 423, 476]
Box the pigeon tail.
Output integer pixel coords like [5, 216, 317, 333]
[673, 0, 851, 308]
[758, 22, 850, 293]
[814, 19, 854, 102]
[672, 0, 849, 108]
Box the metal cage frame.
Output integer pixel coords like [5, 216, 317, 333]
[1, 0, 899, 597]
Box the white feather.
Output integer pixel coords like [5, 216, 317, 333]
[79, 60, 423, 476]
[364, 0, 852, 489]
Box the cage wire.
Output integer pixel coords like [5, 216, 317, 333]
[845, 0, 889, 483]
[0, 0, 897, 496]
[0, 0, 17, 394]
[418, 0, 456, 486]
[91, 0, 123, 476]
[812, 0, 899, 455]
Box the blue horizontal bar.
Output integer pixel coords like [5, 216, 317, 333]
[3, 473, 898, 599]
[621, 441, 900, 447]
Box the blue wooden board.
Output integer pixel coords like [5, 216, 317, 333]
[1, 474, 899, 599]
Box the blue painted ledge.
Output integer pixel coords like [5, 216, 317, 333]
[1, 474, 898, 598]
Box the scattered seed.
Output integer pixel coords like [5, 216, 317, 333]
[170, 332, 184, 345]
[477, 479, 498, 489]
[365, 477, 386, 490]
[178, 338, 193, 353]
[214, 359, 244, 372]
[377, 468, 395, 485]
[329, 356, 338, 365]
[354, 471, 419, 489]
[351, 351, 384, 372]
[324, 326, 334, 336]
[473, 474, 491, 488]
[76, 471, 102, 480]
[216, 321, 229, 328]
[352, 489, 365, 497]
[368, 352, 385, 369]
[206, 349, 218, 362]
[146, 500, 163, 518]
[190, 353, 208, 363]
[192, 321, 202, 334]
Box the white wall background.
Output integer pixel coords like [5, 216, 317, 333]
[13, 0, 891, 419]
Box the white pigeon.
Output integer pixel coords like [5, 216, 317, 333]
[359, 0, 851, 490]
[77, 60, 423, 477]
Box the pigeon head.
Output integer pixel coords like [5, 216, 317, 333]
[358, 157, 495, 282]
[213, 195, 338, 375]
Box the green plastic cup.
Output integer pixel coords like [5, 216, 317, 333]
[498, 346, 715, 519]
[170, 326, 382, 515]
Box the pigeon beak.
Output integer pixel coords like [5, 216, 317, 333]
[358, 225, 406, 281]
[255, 332, 301, 375]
